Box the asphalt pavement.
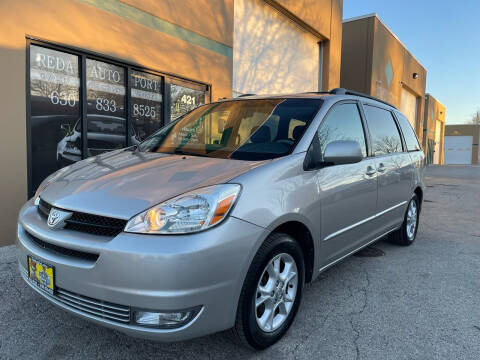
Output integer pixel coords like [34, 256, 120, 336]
[1, 165, 479, 359]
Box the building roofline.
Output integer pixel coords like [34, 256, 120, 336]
[425, 93, 445, 107]
[342, 13, 378, 24]
[444, 123, 480, 127]
[343, 13, 426, 71]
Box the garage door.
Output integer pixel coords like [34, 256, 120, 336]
[400, 87, 418, 130]
[444, 136, 473, 164]
[233, 0, 320, 95]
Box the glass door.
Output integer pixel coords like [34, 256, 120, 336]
[86, 59, 127, 157]
[166, 78, 209, 122]
[29, 45, 81, 191]
[130, 70, 163, 142]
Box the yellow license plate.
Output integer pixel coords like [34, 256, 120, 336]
[27, 256, 55, 294]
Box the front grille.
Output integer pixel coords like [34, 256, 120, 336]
[38, 198, 51, 218]
[38, 199, 127, 237]
[21, 266, 131, 324]
[65, 211, 127, 236]
[54, 288, 131, 323]
[27, 233, 99, 262]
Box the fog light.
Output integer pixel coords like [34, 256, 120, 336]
[133, 306, 201, 329]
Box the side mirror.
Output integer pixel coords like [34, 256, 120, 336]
[323, 140, 363, 166]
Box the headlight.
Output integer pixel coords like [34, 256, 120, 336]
[66, 141, 77, 149]
[124, 184, 241, 234]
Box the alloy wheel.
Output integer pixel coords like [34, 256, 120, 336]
[255, 253, 298, 332]
[406, 199, 418, 240]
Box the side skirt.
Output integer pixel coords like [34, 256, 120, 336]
[316, 226, 400, 275]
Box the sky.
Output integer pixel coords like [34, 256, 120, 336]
[343, 0, 480, 124]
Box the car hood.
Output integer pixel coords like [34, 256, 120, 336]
[40, 150, 266, 219]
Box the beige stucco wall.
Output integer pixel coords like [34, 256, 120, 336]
[424, 94, 446, 164]
[120, 0, 234, 47]
[0, 0, 234, 246]
[324, 0, 343, 91]
[370, 17, 426, 137]
[340, 17, 374, 94]
[272, 0, 332, 36]
[341, 15, 426, 140]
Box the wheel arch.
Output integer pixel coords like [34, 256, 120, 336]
[414, 186, 423, 212]
[271, 221, 315, 283]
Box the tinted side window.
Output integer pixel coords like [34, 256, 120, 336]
[364, 105, 403, 155]
[396, 112, 421, 151]
[317, 103, 367, 158]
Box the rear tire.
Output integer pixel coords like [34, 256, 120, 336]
[389, 194, 419, 246]
[231, 232, 305, 349]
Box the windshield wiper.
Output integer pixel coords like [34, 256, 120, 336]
[125, 144, 139, 152]
[172, 149, 210, 158]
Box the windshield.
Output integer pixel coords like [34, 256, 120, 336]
[138, 98, 322, 160]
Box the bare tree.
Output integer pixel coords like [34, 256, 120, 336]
[373, 136, 402, 155]
[470, 109, 480, 125]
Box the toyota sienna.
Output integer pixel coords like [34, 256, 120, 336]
[17, 88, 425, 349]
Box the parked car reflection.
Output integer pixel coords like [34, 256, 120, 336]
[57, 115, 140, 166]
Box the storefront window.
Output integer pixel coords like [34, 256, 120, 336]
[30, 45, 80, 191]
[28, 41, 209, 195]
[86, 59, 126, 156]
[170, 83, 206, 121]
[130, 70, 163, 142]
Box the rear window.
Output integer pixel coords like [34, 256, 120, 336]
[396, 112, 421, 151]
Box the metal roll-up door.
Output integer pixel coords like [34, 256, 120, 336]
[233, 0, 321, 95]
[444, 136, 473, 164]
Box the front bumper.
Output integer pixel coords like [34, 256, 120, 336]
[17, 201, 267, 341]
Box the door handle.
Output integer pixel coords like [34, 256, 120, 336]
[377, 163, 386, 173]
[366, 166, 376, 176]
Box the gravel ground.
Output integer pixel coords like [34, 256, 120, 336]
[1, 165, 479, 359]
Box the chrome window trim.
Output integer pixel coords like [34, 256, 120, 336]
[323, 201, 407, 242]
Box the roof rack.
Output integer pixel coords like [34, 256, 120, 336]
[303, 91, 331, 95]
[329, 88, 397, 109]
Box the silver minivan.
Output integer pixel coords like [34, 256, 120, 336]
[17, 89, 425, 349]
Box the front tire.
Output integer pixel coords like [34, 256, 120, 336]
[232, 233, 305, 349]
[389, 194, 420, 246]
